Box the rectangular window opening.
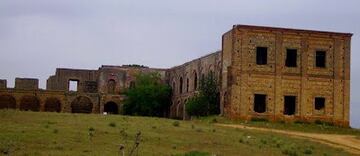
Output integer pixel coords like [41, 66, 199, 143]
[254, 94, 266, 113]
[315, 97, 325, 110]
[256, 47, 268, 65]
[316, 51, 326, 68]
[69, 80, 79, 92]
[284, 96, 296, 115]
[285, 49, 297, 67]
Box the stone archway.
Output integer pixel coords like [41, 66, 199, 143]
[0, 95, 16, 109]
[71, 96, 93, 113]
[104, 101, 119, 114]
[20, 95, 40, 111]
[45, 97, 61, 112]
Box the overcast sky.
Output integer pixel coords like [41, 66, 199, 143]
[0, 0, 359, 127]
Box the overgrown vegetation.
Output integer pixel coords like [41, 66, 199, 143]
[186, 72, 220, 117]
[123, 72, 172, 117]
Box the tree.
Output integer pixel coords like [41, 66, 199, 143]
[186, 71, 220, 116]
[123, 72, 172, 117]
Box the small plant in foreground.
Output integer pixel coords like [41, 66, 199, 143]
[109, 122, 116, 127]
[282, 145, 298, 156]
[303, 147, 313, 155]
[184, 151, 210, 156]
[172, 121, 180, 127]
[88, 127, 95, 141]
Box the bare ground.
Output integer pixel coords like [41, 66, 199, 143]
[216, 123, 360, 155]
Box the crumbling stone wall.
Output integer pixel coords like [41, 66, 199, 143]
[221, 25, 351, 126]
[46, 68, 98, 93]
[15, 78, 39, 90]
[0, 80, 6, 89]
[167, 51, 222, 119]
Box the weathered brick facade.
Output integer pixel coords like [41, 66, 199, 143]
[0, 25, 352, 126]
[221, 25, 351, 126]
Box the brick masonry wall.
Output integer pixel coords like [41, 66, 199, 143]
[0, 80, 6, 89]
[15, 78, 39, 90]
[222, 25, 351, 126]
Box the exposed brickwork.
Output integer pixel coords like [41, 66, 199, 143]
[15, 78, 39, 90]
[0, 79, 6, 89]
[166, 51, 221, 119]
[221, 25, 351, 127]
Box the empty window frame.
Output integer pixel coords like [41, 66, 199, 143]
[314, 97, 325, 110]
[254, 94, 266, 113]
[194, 72, 198, 90]
[284, 96, 296, 115]
[186, 78, 189, 92]
[285, 49, 297, 67]
[256, 47, 268, 65]
[315, 51, 326, 68]
[179, 77, 183, 94]
[68, 80, 79, 91]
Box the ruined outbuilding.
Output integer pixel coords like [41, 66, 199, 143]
[0, 25, 352, 126]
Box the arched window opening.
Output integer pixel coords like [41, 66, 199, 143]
[71, 96, 93, 113]
[194, 72, 198, 90]
[129, 81, 136, 89]
[0, 95, 16, 109]
[45, 97, 61, 112]
[108, 79, 116, 94]
[104, 102, 119, 114]
[20, 96, 40, 112]
[179, 77, 183, 94]
[186, 78, 189, 92]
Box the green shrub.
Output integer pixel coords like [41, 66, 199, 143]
[53, 129, 58, 134]
[123, 72, 172, 117]
[251, 118, 268, 122]
[88, 127, 95, 132]
[184, 151, 210, 156]
[239, 138, 244, 143]
[315, 120, 323, 125]
[282, 146, 298, 156]
[185, 71, 220, 117]
[108, 122, 116, 127]
[173, 121, 180, 127]
[303, 148, 313, 155]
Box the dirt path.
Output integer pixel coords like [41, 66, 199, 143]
[216, 123, 360, 155]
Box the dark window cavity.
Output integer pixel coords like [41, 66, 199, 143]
[194, 72, 198, 90]
[179, 77, 183, 94]
[256, 47, 268, 65]
[316, 51, 326, 68]
[186, 78, 189, 92]
[254, 94, 266, 113]
[315, 97, 325, 110]
[285, 49, 297, 67]
[284, 96, 296, 115]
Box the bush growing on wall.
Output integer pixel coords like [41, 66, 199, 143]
[186, 71, 220, 117]
[123, 72, 172, 117]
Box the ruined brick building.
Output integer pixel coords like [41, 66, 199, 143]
[0, 25, 352, 126]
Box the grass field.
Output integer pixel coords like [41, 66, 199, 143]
[196, 116, 360, 136]
[0, 110, 357, 156]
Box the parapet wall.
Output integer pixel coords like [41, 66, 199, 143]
[0, 80, 6, 89]
[15, 78, 39, 90]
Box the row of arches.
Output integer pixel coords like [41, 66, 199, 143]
[0, 94, 119, 115]
[176, 71, 199, 94]
[0, 95, 61, 112]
